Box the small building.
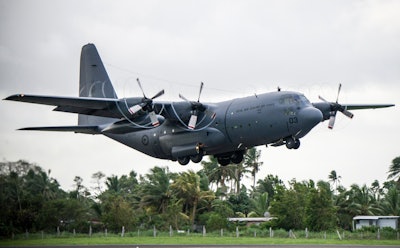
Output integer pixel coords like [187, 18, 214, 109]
[227, 217, 274, 226]
[353, 216, 399, 230]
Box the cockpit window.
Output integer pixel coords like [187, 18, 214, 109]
[279, 95, 295, 105]
[280, 94, 310, 106]
[299, 94, 310, 105]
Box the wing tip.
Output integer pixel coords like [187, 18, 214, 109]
[3, 94, 25, 101]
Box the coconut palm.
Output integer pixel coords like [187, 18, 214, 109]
[328, 170, 341, 194]
[201, 157, 236, 196]
[171, 170, 215, 226]
[244, 148, 263, 189]
[387, 156, 400, 183]
[346, 184, 378, 215]
[378, 186, 400, 216]
[140, 166, 175, 214]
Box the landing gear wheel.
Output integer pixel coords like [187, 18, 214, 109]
[286, 137, 300, 149]
[231, 152, 244, 164]
[217, 157, 230, 166]
[190, 154, 203, 163]
[285, 137, 296, 149]
[293, 139, 300, 149]
[178, 156, 190, 165]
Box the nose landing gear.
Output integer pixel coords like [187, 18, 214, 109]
[285, 137, 300, 149]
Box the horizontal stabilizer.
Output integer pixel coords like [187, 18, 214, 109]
[4, 94, 118, 109]
[19, 125, 100, 134]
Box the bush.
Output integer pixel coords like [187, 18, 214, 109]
[206, 213, 228, 231]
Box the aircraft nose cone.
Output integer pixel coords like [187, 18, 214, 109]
[300, 107, 323, 127]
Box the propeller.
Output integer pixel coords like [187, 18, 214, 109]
[319, 84, 354, 129]
[128, 78, 164, 127]
[179, 82, 207, 130]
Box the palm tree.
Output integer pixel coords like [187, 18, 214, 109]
[171, 170, 215, 226]
[328, 170, 341, 194]
[244, 148, 263, 189]
[370, 180, 383, 202]
[387, 156, 400, 183]
[105, 175, 120, 193]
[347, 184, 377, 215]
[233, 161, 251, 194]
[140, 166, 174, 214]
[201, 157, 220, 189]
[378, 186, 400, 216]
[201, 157, 236, 197]
[248, 192, 269, 217]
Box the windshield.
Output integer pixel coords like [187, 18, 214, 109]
[280, 94, 310, 106]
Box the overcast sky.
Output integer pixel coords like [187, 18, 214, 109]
[1, 0, 399, 191]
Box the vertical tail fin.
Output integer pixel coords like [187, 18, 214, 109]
[78, 44, 117, 126]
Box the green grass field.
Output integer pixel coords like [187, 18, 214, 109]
[1, 234, 400, 246]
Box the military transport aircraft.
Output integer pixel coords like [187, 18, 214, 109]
[4, 44, 395, 166]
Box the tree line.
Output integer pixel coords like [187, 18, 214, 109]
[0, 150, 399, 237]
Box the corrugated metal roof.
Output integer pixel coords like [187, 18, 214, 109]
[227, 217, 274, 222]
[353, 215, 399, 220]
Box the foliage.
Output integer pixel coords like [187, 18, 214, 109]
[1, 153, 399, 238]
[387, 156, 400, 183]
[306, 181, 336, 231]
[269, 180, 309, 230]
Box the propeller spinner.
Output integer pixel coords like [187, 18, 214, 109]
[179, 82, 207, 130]
[319, 84, 354, 129]
[128, 78, 164, 127]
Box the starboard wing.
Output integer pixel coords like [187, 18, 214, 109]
[344, 104, 395, 110]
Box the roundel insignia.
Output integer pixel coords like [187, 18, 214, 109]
[142, 135, 149, 146]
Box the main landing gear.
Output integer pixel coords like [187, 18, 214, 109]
[177, 149, 245, 166]
[216, 151, 244, 166]
[177, 153, 204, 166]
[285, 137, 300, 149]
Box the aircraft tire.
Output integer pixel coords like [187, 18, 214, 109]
[178, 156, 190, 165]
[231, 152, 244, 164]
[293, 139, 300, 149]
[285, 137, 296, 149]
[190, 154, 203, 163]
[218, 157, 230, 166]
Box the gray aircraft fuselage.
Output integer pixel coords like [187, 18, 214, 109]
[106, 91, 322, 163]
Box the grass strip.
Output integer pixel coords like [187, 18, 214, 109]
[1, 236, 400, 246]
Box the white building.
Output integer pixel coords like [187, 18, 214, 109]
[227, 217, 274, 226]
[353, 216, 399, 230]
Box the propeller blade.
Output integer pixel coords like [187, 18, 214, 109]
[151, 89, 165, 100]
[319, 96, 328, 102]
[128, 103, 144, 115]
[328, 114, 336, 129]
[179, 94, 190, 102]
[188, 114, 198, 130]
[341, 108, 354, 119]
[197, 82, 204, 102]
[136, 78, 146, 98]
[149, 111, 160, 127]
[336, 83, 342, 103]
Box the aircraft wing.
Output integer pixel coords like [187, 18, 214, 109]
[4, 94, 124, 119]
[344, 104, 395, 110]
[4, 94, 210, 128]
